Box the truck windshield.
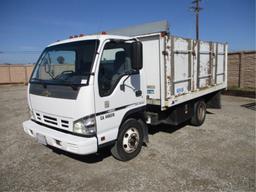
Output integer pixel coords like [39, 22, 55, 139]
[30, 40, 99, 85]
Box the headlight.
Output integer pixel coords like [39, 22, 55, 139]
[73, 115, 96, 136]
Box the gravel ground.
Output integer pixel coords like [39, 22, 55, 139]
[0, 85, 255, 192]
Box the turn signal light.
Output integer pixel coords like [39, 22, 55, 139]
[161, 32, 167, 37]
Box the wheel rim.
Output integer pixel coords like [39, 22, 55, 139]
[198, 103, 205, 122]
[122, 127, 140, 153]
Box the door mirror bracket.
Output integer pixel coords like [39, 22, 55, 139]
[120, 70, 139, 91]
[120, 74, 131, 91]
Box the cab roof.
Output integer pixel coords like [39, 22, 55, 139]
[48, 34, 131, 47]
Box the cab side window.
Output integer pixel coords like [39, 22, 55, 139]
[98, 42, 132, 96]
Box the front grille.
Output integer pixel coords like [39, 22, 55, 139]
[43, 115, 58, 125]
[61, 120, 69, 128]
[34, 111, 71, 129]
[35, 113, 41, 120]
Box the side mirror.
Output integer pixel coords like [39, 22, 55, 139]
[131, 41, 143, 71]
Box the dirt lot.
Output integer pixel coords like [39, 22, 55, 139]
[0, 85, 255, 192]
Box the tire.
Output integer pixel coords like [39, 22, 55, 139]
[111, 118, 144, 161]
[190, 100, 206, 126]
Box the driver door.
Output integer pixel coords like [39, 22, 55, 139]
[94, 41, 144, 145]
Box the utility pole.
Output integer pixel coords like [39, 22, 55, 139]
[190, 0, 203, 40]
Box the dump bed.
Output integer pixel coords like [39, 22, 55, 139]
[108, 20, 228, 110]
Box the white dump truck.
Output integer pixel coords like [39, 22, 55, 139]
[23, 21, 228, 161]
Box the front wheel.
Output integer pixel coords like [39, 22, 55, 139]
[111, 118, 143, 161]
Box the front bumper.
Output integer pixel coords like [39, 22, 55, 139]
[23, 120, 98, 155]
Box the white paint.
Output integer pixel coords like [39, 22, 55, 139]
[23, 120, 97, 155]
[23, 33, 228, 156]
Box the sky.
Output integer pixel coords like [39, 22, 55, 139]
[0, 0, 255, 64]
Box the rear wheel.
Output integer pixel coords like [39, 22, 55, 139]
[111, 118, 143, 161]
[190, 100, 206, 126]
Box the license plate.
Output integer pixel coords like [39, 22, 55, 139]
[36, 133, 47, 145]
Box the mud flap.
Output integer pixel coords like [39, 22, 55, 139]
[138, 119, 149, 144]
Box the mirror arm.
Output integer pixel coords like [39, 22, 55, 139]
[120, 72, 132, 91]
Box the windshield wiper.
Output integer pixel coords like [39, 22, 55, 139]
[69, 83, 80, 91]
[31, 78, 79, 90]
[30, 78, 47, 88]
[65, 81, 82, 91]
[53, 79, 80, 91]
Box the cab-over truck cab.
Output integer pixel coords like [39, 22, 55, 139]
[23, 34, 147, 161]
